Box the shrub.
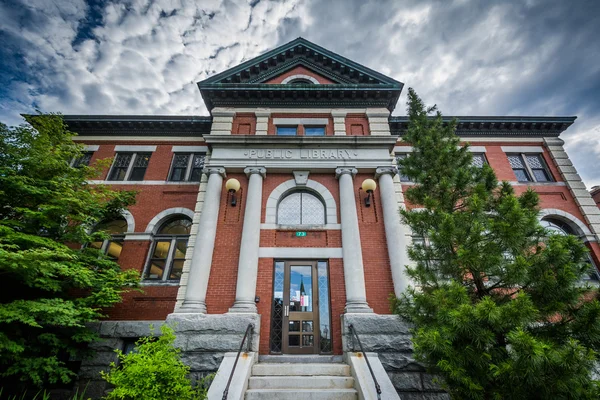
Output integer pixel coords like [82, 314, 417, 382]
[101, 325, 208, 400]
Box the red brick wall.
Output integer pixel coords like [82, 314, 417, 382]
[345, 114, 370, 136]
[265, 65, 334, 84]
[232, 113, 256, 135]
[205, 173, 247, 314]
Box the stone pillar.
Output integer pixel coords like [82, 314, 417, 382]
[210, 108, 235, 135]
[178, 167, 226, 313]
[376, 166, 411, 296]
[229, 167, 267, 313]
[336, 167, 372, 313]
[332, 109, 348, 135]
[366, 108, 391, 136]
[255, 109, 270, 136]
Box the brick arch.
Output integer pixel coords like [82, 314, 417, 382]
[145, 207, 195, 233]
[265, 179, 337, 224]
[539, 208, 595, 242]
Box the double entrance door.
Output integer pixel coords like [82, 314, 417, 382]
[271, 260, 332, 355]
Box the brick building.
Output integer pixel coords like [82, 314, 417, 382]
[69, 38, 600, 399]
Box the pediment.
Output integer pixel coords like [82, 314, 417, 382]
[199, 37, 401, 86]
[197, 38, 403, 112]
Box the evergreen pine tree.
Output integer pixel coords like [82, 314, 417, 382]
[393, 88, 600, 399]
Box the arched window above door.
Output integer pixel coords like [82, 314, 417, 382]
[277, 191, 325, 226]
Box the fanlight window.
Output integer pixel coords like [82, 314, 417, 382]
[288, 78, 313, 85]
[277, 191, 325, 225]
[541, 217, 600, 282]
[145, 217, 192, 281]
[90, 218, 127, 260]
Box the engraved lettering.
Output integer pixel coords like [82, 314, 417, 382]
[338, 150, 344, 159]
[286, 150, 293, 158]
[321, 150, 327, 158]
[257, 150, 265, 158]
[313, 150, 319, 158]
[266, 150, 272, 158]
[250, 150, 257, 157]
[329, 150, 336, 158]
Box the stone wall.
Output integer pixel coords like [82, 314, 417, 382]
[76, 314, 260, 399]
[341, 313, 449, 400]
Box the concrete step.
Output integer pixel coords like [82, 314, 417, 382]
[258, 355, 344, 363]
[248, 375, 355, 389]
[245, 388, 357, 400]
[252, 363, 351, 376]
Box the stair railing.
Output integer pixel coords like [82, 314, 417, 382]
[348, 323, 382, 400]
[222, 323, 254, 400]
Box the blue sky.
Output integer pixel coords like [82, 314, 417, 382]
[1, 0, 599, 187]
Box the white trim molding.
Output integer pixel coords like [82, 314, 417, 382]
[122, 210, 136, 233]
[171, 146, 208, 153]
[281, 74, 320, 85]
[500, 146, 544, 153]
[258, 247, 343, 258]
[260, 223, 341, 230]
[145, 207, 195, 233]
[87, 180, 200, 186]
[265, 179, 338, 224]
[83, 144, 99, 151]
[272, 118, 329, 126]
[394, 146, 487, 153]
[114, 145, 157, 152]
[539, 208, 596, 242]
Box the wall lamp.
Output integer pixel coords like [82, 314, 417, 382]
[225, 178, 241, 206]
[361, 179, 377, 207]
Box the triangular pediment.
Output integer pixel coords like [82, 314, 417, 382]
[200, 37, 401, 86]
[197, 37, 403, 112]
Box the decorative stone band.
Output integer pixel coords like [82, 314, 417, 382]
[203, 166, 227, 178]
[244, 166, 267, 178]
[544, 137, 600, 242]
[375, 166, 398, 179]
[335, 167, 358, 179]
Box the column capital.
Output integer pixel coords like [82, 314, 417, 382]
[203, 166, 226, 178]
[336, 167, 358, 179]
[375, 166, 398, 179]
[244, 166, 266, 178]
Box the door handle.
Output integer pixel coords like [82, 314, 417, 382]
[284, 305, 289, 317]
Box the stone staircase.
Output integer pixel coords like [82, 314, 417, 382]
[244, 357, 358, 399]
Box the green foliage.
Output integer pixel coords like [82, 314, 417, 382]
[101, 325, 210, 400]
[0, 115, 140, 390]
[393, 89, 600, 399]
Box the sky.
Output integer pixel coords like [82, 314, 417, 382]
[1, 0, 599, 187]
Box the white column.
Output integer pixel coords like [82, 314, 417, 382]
[336, 167, 373, 313]
[229, 167, 267, 313]
[376, 166, 411, 296]
[178, 167, 226, 313]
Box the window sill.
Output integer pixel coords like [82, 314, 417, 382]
[260, 223, 341, 230]
[141, 280, 181, 287]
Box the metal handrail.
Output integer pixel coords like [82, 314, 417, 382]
[348, 323, 382, 400]
[222, 323, 254, 400]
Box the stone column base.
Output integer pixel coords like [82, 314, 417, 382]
[341, 313, 449, 400]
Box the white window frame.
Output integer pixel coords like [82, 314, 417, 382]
[168, 153, 206, 182]
[70, 151, 94, 168]
[107, 152, 152, 182]
[507, 153, 554, 183]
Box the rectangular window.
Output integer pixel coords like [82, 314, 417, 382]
[471, 153, 487, 168]
[168, 153, 205, 182]
[276, 126, 297, 136]
[507, 153, 553, 182]
[72, 151, 94, 168]
[395, 154, 412, 182]
[304, 126, 325, 136]
[108, 153, 151, 181]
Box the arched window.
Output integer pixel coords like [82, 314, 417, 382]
[90, 218, 127, 260]
[144, 217, 192, 281]
[541, 217, 600, 282]
[288, 78, 313, 85]
[277, 191, 325, 225]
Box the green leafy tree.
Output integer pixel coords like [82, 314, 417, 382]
[0, 115, 139, 390]
[101, 325, 209, 400]
[393, 89, 600, 399]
